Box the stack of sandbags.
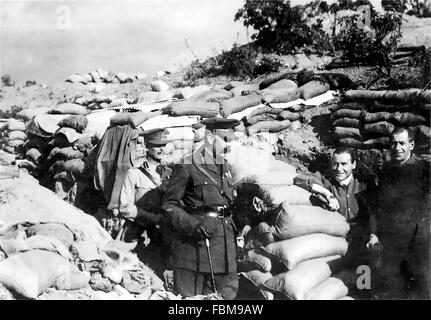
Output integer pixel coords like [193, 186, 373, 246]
[330, 89, 431, 151]
[0, 119, 27, 155]
[226, 143, 297, 186]
[239, 196, 351, 300]
[241, 104, 304, 136]
[0, 216, 164, 300]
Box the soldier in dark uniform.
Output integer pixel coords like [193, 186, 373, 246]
[376, 126, 430, 299]
[162, 119, 239, 300]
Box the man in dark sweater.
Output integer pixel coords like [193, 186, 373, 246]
[376, 127, 430, 299]
[294, 147, 381, 257]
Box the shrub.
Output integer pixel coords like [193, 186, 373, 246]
[1, 74, 15, 87]
[0, 105, 25, 119]
[335, 8, 403, 75]
[182, 43, 282, 84]
[234, 0, 332, 54]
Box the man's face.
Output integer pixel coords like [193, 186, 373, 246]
[206, 130, 233, 159]
[133, 140, 147, 167]
[390, 131, 414, 165]
[147, 145, 165, 161]
[331, 152, 356, 182]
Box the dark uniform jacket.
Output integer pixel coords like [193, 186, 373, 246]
[162, 146, 237, 274]
[377, 155, 430, 256]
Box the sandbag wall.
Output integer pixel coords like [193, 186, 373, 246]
[330, 89, 431, 152]
[0, 119, 27, 155]
[65, 68, 148, 84]
[239, 194, 352, 300]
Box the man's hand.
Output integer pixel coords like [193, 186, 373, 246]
[366, 234, 383, 254]
[326, 195, 340, 211]
[191, 223, 210, 241]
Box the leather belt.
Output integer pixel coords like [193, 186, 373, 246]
[202, 206, 230, 218]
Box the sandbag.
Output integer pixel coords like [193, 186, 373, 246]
[260, 79, 300, 104]
[65, 74, 88, 84]
[7, 131, 27, 141]
[138, 91, 173, 104]
[48, 147, 84, 161]
[16, 107, 50, 121]
[49, 103, 87, 116]
[230, 83, 260, 96]
[57, 115, 88, 133]
[299, 80, 330, 100]
[220, 94, 262, 117]
[90, 70, 102, 83]
[151, 80, 170, 92]
[245, 106, 283, 119]
[164, 100, 220, 118]
[368, 101, 413, 112]
[331, 109, 364, 120]
[246, 120, 291, 135]
[239, 270, 274, 300]
[262, 233, 348, 270]
[363, 111, 393, 123]
[259, 72, 297, 90]
[191, 88, 233, 101]
[260, 185, 313, 206]
[263, 258, 332, 300]
[332, 118, 362, 128]
[50, 158, 86, 176]
[26, 223, 76, 248]
[55, 270, 90, 290]
[305, 277, 348, 300]
[342, 89, 431, 103]
[6, 121, 27, 132]
[174, 85, 211, 99]
[328, 102, 366, 112]
[243, 249, 272, 272]
[130, 111, 162, 128]
[362, 121, 395, 136]
[244, 114, 278, 126]
[115, 72, 128, 83]
[108, 99, 128, 108]
[414, 125, 431, 144]
[25, 148, 43, 164]
[272, 204, 350, 240]
[0, 250, 80, 299]
[0, 122, 8, 132]
[337, 137, 390, 149]
[333, 127, 362, 140]
[394, 112, 428, 126]
[6, 139, 25, 147]
[277, 110, 302, 121]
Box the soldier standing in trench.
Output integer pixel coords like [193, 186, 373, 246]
[118, 131, 172, 277]
[162, 120, 239, 300]
[376, 126, 430, 299]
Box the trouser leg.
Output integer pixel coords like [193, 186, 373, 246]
[202, 272, 239, 300]
[173, 268, 204, 297]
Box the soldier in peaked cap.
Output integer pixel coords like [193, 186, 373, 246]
[162, 118, 240, 299]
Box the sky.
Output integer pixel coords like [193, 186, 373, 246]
[0, 0, 382, 85]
